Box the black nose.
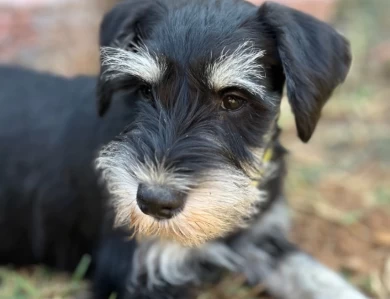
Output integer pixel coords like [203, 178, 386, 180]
[136, 184, 186, 219]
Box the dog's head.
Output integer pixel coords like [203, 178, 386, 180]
[96, 0, 351, 246]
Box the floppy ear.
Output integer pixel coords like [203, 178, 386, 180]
[97, 0, 159, 116]
[258, 2, 352, 142]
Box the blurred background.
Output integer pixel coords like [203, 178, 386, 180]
[0, 0, 389, 298]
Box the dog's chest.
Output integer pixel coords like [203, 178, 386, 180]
[130, 195, 290, 288]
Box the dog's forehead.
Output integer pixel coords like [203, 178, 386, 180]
[149, 0, 258, 63]
[102, 0, 276, 98]
[140, 0, 271, 95]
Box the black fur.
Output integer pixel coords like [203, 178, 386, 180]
[98, 0, 351, 142]
[258, 2, 351, 142]
[0, 1, 353, 298]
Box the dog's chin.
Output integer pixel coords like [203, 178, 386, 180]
[122, 207, 244, 247]
[112, 170, 266, 247]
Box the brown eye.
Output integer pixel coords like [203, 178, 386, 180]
[140, 85, 153, 100]
[221, 95, 245, 111]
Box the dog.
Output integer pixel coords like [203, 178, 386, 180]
[0, 0, 367, 298]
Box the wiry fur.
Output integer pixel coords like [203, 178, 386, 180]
[262, 253, 368, 299]
[207, 41, 267, 98]
[131, 239, 241, 287]
[97, 141, 266, 246]
[101, 46, 166, 84]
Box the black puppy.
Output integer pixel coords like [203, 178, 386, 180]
[0, 1, 366, 298]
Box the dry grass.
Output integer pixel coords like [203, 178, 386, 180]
[0, 0, 389, 298]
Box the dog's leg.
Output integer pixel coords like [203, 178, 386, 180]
[93, 227, 198, 299]
[93, 228, 137, 299]
[262, 248, 368, 299]
[239, 236, 368, 299]
[233, 197, 368, 299]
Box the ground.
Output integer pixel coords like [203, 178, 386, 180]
[0, 0, 389, 298]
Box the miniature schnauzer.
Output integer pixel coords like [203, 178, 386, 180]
[0, 0, 367, 298]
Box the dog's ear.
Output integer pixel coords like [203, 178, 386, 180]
[258, 2, 351, 142]
[99, 0, 157, 48]
[97, 0, 160, 116]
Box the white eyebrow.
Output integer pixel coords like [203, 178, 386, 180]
[207, 41, 266, 98]
[100, 45, 167, 83]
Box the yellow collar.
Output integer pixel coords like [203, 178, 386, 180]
[262, 147, 273, 164]
[250, 147, 273, 187]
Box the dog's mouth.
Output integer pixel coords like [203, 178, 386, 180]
[119, 171, 264, 247]
[96, 139, 270, 246]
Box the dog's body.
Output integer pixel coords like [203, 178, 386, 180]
[0, 1, 368, 298]
[0, 67, 134, 295]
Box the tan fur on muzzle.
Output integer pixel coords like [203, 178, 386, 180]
[96, 145, 266, 247]
[126, 172, 264, 246]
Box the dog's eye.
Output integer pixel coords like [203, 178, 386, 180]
[221, 95, 245, 111]
[139, 85, 153, 100]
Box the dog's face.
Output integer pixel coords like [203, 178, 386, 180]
[96, 0, 351, 246]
